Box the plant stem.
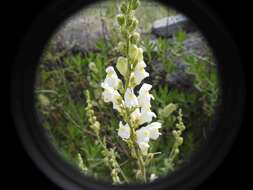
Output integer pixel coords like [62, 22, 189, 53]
[120, 1, 147, 182]
[131, 130, 146, 182]
[125, 110, 146, 182]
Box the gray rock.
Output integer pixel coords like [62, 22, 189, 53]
[52, 14, 109, 53]
[165, 59, 195, 90]
[163, 33, 209, 90]
[152, 14, 196, 37]
[149, 58, 193, 90]
[148, 60, 166, 87]
[184, 32, 210, 57]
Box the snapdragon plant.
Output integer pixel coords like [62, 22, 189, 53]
[101, 0, 162, 182]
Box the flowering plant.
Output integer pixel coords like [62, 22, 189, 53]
[35, 0, 220, 185]
[100, 0, 161, 182]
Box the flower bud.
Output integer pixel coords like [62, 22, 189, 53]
[129, 18, 139, 32]
[89, 109, 95, 115]
[117, 14, 125, 26]
[117, 80, 124, 93]
[94, 121, 100, 128]
[88, 118, 93, 124]
[116, 57, 128, 77]
[130, 32, 140, 44]
[131, 0, 140, 10]
[120, 3, 128, 14]
[181, 125, 186, 131]
[110, 158, 114, 163]
[129, 72, 137, 87]
[175, 148, 180, 154]
[117, 42, 126, 53]
[172, 130, 178, 137]
[177, 137, 183, 145]
[129, 44, 138, 60]
[126, 16, 134, 26]
[163, 103, 177, 116]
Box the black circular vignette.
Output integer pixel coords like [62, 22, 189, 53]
[11, 0, 245, 190]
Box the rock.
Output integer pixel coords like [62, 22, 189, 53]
[143, 31, 212, 91]
[152, 14, 196, 37]
[149, 58, 194, 90]
[165, 59, 195, 90]
[52, 14, 109, 53]
[148, 46, 199, 90]
[184, 32, 211, 57]
[148, 60, 166, 87]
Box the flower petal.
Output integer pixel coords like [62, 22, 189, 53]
[118, 122, 130, 139]
[124, 88, 138, 108]
[146, 122, 162, 140]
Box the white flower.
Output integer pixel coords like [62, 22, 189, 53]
[139, 108, 156, 125]
[101, 82, 122, 111]
[138, 83, 154, 110]
[104, 66, 120, 89]
[136, 122, 161, 155]
[101, 82, 121, 102]
[136, 127, 150, 154]
[150, 173, 158, 181]
[138, 142, 150, 155]
[124, 88, 138, 108]
[139, 83, 152, 94]
[146, 122, 162, 140]
[136, 127, 150, 144]
[118, 121, 130, 139]
[131, 107, 156, 125]
[135, 60, 146, 70]
[134, 61, 149, 85]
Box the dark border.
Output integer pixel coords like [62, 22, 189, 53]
[11, 0, 245, 190]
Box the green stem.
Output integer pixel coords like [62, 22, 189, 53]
[125, 110, 146, 182]
[118, 0, 146, 182]
[132, 135, 146, 182]
[131, 128, 146, 182]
